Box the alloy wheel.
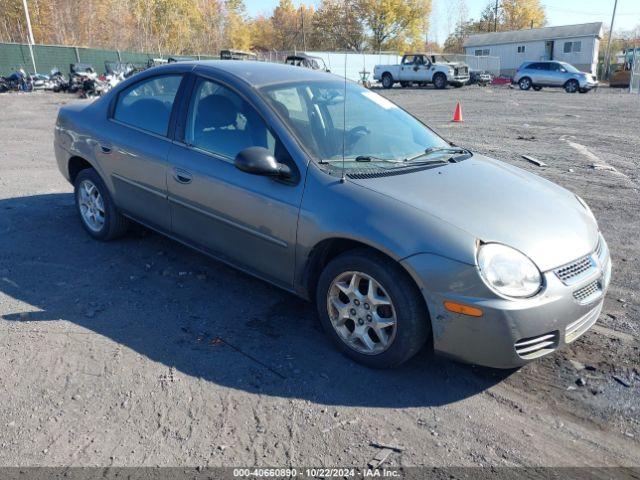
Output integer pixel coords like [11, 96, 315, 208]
[326, 271, 397, 355]
[78, 179, 106, 232]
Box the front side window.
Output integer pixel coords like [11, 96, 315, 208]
[185, 78, 275, 160]
[113, 75, 182, 136]
[261, 81, 449, 170]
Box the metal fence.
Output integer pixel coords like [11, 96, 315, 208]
[630, 49, 640, 94]
[0, 42, 217, 76]
[2, 42, 502, 84]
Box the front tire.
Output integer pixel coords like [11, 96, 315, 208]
[381, 73, 393, 89]
[74, 168, 128, 241]
[316, 249, 430, 368]
[433, 73, 447, 89]
[564, 79, 579, 93]
[519, 77, 532, 90]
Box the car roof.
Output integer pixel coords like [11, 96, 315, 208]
[154, 60, 338, 87]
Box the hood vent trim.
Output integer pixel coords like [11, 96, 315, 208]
[346, 165, 442, 180]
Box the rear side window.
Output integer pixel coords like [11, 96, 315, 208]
[113, 75, 182, 136]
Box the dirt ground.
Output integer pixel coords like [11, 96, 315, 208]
[0, 85, 638, 469]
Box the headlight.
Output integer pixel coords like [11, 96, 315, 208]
[477, 243, 542, 298]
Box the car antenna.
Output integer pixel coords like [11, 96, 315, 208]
[340, 47, 347, 183]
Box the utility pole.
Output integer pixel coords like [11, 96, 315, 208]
[494, 0, 499, 32]
[22, 0, 37, 73]
[604, 0, 618, 80]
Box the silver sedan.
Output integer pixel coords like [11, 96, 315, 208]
[54, 61, 611, 368]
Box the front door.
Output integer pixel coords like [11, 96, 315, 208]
[545, 41, 554, 61]
[101, 74, 185, 231]
[167, 76, 304, 287]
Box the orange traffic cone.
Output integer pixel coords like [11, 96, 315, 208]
[452, 101, 463, 122]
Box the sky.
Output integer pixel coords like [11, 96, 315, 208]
[243, 0, 640, 44]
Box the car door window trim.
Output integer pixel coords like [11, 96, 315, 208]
[109, 73, 185, 139]
[175, 72, 301, 183]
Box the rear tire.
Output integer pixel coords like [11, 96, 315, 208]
[381, 73, 393, 89]
[433, 73, 447, 89]
[316, 248, 430, 368]
[564, 79, 579, 93]
[74, 168, 128, 241]
[518, 77, 532, 90]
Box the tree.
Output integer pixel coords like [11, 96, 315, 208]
[443, 0, 546, 53]
[224, 0, 251, 50]
[312, 0, 365, 51]
[500, 0, 545, 31]
[359, 0, 432, 52]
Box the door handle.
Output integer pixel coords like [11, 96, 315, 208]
[173, 168, 192, 184]
[100, 144, 112, 154]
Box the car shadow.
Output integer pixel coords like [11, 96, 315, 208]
[0, 193, 513, 407]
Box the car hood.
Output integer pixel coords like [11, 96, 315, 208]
[349, 155, 598, 271]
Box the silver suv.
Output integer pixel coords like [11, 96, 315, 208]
[513, 61, 597, 93]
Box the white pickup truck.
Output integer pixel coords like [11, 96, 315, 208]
[374, 53, 470, 89]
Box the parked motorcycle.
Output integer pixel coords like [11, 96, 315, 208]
[2, 69, 33, 92]
[49, 69, 69, 92]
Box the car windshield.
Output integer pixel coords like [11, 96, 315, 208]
[560, 62, 580, 73]
[260, 81, 449, 169]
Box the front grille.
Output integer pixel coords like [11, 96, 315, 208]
[573, 280, 602, 304]
[554, 255, 595, 285]
[514, 331, 559, 359]
[566, 302, 602, 343]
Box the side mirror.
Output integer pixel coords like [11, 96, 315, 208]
[234, 146, 291, 178]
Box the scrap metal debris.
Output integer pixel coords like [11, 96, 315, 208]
[369, 441, 404, 452]
[613, 375, 631, 388]
[368, 440, 404, 469]
[522, 155, 547, 167]
[591, 163, 618, 172]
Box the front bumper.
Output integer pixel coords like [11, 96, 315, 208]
[447, 74, 470, 86]
[402, 236, 611, 369]
[580, 81, 598, 90]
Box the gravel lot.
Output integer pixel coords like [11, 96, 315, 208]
[0, 86, 638, 469]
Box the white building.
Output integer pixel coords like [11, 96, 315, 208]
[463, 22, 603, 76]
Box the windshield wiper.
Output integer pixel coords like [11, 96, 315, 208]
[322, 155, 399, 164]
[404, 146, 471, 163]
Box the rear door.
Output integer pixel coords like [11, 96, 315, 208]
[99, 74, 185, 231]
[547, 62, 565, 86]
[166, 74, 305, 287]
